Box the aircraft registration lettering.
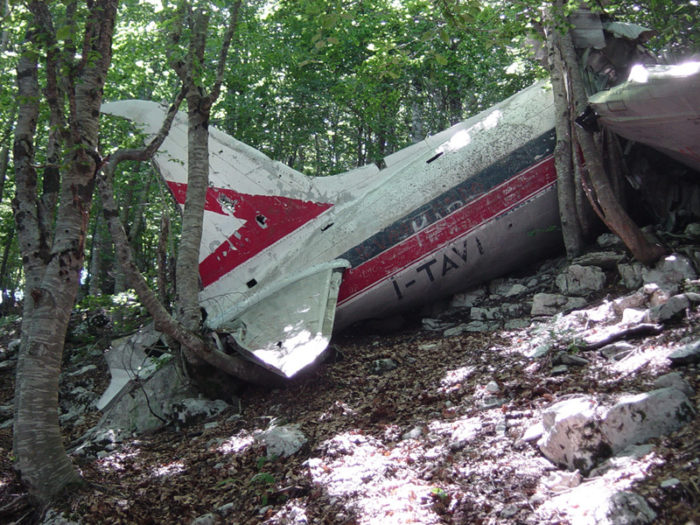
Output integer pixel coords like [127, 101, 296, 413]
[391, 240, 469, 300]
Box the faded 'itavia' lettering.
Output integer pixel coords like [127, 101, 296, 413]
[391, 239, 472, 300]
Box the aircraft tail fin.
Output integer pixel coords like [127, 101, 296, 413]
[101, 100, 334, 288]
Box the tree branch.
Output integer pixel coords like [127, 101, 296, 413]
[209, 0, 242, 105]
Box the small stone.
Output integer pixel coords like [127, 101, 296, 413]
[653, 372, 694, 397]
[542, 470, 582, 492]
[504, 318, 530, 330]
[470, 307, 501, 321]
[504, 284, 529, 297]
[520, 422, 544, 443]
[660, 477, 681, 489]
[190, 513, 217, 525]
[500, 504, 520, 518]
[600, 342, 635, 360]
[481, 397, 507, 410]
[668, 340, 700, 366]
[618, 263, 645, 289]
[531, 293, 587, 316]
[562, 353, 589, 366]
[550, 364, 568, 375]
[402, 427, 423, 440]
[530, 344, 552, 358]
[684, 223, 700, 236]
[646, 294, 690, 322]
[256, 424, 307, 458]
[613, 290, 646, 315]
[370, 358, 398, 375]
[594, 491, 656, 524]
[422, 318, 449, 331]
[7, 339, 21, 354]
[443, 324, 468, 337]
[597, 233, 624, 249]
[556, 264, 606, 295]
[450, 287, 487, 308]
[573, 251, 625, 269]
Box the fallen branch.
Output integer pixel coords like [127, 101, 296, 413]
[583, 323, 664, 350]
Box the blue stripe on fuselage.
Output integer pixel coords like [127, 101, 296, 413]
[340, 129, 556, 267]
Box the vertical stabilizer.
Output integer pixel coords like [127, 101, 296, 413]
[101, 100, 334, 292]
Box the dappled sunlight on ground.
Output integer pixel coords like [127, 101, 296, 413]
[611, 345, 677, 375]
[96, 446, 140, 473]
[306, 431, 444, 524]
[1, 278, 698, 522]
[216, 430, 254, 455]
[151, 460, 186, 478]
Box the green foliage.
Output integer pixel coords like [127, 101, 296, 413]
[430, 486, 449, 500]
[250, 472, 276, 485]
[0, 313, 19, 330]
[75, 290, 145, 334]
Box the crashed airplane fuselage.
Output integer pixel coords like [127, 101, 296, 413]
[103, 82, 564, 377]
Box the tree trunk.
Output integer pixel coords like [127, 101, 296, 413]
[0, 143, 9, 205]
[157, 212, 171, 309]
[555, 5, 664, 265]
[12, 0, 118, 504]
[546, 10, 584, 258]
[174, 93, 209, 333]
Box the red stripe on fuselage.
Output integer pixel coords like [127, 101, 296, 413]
[167, 181, 333, 288]
[337, 155, 557, 304]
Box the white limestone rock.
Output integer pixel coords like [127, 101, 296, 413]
[617, 262, 644, 289]
[601, 388, 694, 454]
[593, 491, 656, 525]
[642, 254, 697, 295]
[537, 396, 610, 474]
[669, 339, 700, 366]
[256, 424, 307, 458]
[531, 293, 587, 316]
[556, 264, 607, 295]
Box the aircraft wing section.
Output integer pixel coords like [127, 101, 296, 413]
[207, 260, 350, 378]
[588, 61, 700, 171]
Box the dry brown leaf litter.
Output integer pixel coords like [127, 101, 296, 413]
[0, 302, 699, 524]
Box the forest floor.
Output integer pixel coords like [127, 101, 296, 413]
[1, 251, 699, 524]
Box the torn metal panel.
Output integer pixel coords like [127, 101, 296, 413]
[212, 260, 349, 377]
[603, 21, 655, 43]
[95, 324, 163, 411]
[589, 61, 700, 171]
